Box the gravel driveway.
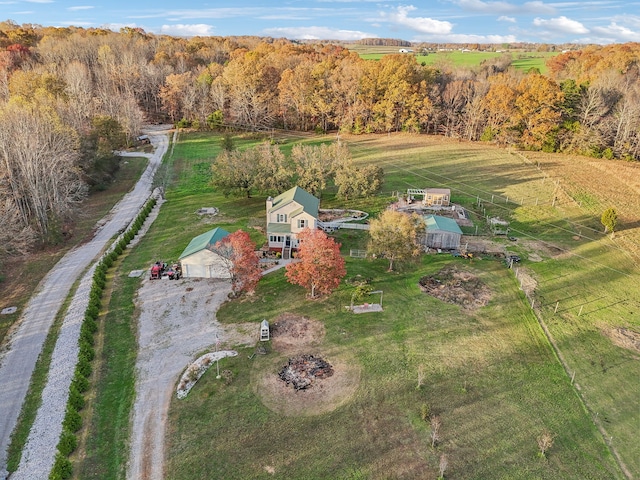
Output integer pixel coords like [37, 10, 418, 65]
[126, 277, 255, 480]
[0, 128, 170, 480]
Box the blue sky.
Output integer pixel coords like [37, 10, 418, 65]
[2, 0, 639, 44]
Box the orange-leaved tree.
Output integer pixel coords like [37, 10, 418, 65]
[215, 229, 262, 296]
[285, 228, 346, 298]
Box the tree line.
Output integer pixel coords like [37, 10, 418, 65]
[0, 20, 638, 258]
[211, 139, 384, 200]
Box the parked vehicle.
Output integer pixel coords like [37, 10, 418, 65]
[166, 264, 182, 280]
[150, 261, 166, 279]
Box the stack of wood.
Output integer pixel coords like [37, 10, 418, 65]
[278, 354, 334, 391]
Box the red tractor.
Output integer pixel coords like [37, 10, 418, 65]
[150, 261, 166, 280]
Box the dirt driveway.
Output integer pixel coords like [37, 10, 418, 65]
[127, 277, 255, 480]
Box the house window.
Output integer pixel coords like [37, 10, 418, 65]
[277, 213, 287, 223]
[297, 219, 307, 228]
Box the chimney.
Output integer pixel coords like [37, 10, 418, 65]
[266, 196, 273, 211]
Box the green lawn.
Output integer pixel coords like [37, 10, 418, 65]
[166, 253, 620, 479]
[151, 131, 627, 479]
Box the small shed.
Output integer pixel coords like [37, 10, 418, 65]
[179, 227, 231, 278]
[260, 319, 270, 341]
[424, 215, 462, 250]
[424, 188, 451, 206]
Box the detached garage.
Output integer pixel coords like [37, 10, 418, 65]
[179, 227, 231, 278]
[424, 215, 462, 250]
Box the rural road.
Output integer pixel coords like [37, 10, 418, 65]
[0, 127, 170, 479]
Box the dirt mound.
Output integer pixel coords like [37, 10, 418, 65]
[279, 354, 334, 391]
[419, 265, 491, 311]
[271, 313, 325, 352]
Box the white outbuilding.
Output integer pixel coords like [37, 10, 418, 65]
[179, 227, 231, 278]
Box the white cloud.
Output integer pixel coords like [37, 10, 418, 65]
[413, 32, 518, 43]
[533, 16, 588, 34]
[159, 24, 214, 37]
[498, 15, 516, 22]
[455, 0, 555, 15]
[24, 0, 53, 3]
[58, 20, 94, 26]
[591, 22, 640, 42]
[263, 26, 375, 41]
[609, 14, 640, 29]
[102, 22, 139, 32]
[381, 5, 453, 35]
[67, 6, 94, 11]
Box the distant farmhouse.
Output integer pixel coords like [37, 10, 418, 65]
[266, 186, 319, 258]
[424, 215, 462, 250]
[179, 227, 231, 278]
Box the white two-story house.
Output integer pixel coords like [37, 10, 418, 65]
[266, 186, 319, 257]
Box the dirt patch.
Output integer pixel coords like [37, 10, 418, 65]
[419, 265, 492, 311]
[520, 239, 568, 260]
[270, 313, 325, 352]
[254, 351, 361, 417]
[602, 327, 640, 354]
[515, 270, 537, 297]
[254, 313, 360, 416]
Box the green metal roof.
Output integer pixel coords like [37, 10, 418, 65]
[289, 206, 304, 218]
[269, 186, 319, 218]
[179, 227, 230, 259]
[425, 215, 462, 234]
[267, 223, 292, 234]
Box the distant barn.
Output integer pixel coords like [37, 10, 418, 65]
[424, 215, 462, 250]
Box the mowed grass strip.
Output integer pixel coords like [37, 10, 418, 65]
[157, 132, 623, 479]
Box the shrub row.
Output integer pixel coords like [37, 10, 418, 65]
[49, 196, 156, 480]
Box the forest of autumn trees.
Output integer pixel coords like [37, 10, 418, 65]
[0, 20, 639, 258]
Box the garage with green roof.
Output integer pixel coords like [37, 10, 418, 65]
[179, 227, 231, 278]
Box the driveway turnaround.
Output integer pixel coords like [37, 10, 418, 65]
[0, 128, 170, 479]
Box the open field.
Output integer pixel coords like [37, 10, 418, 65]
[346, 45, 559, 73]
[93, 131, 634, 479]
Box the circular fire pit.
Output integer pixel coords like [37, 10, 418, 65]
[278, 354, 334, 391]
